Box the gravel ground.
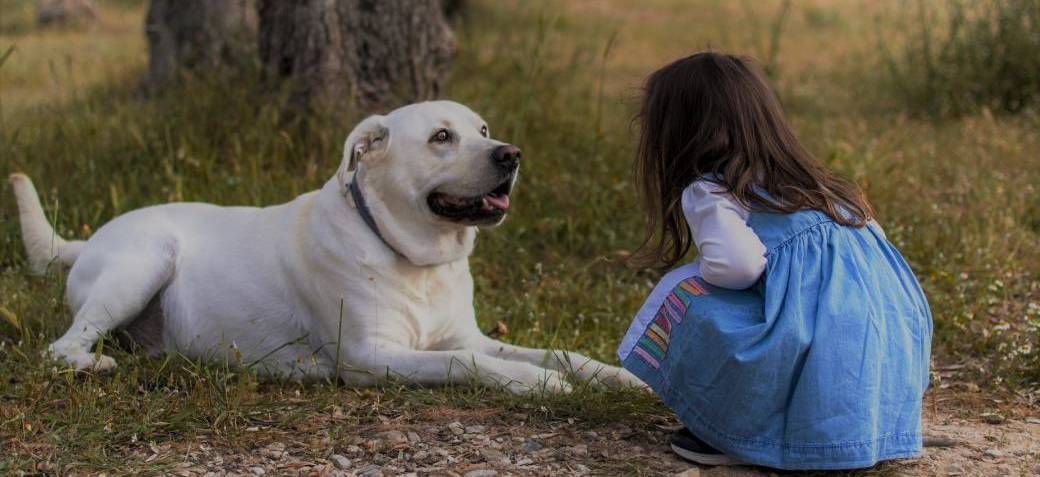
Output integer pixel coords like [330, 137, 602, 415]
[86, 399, 1038, 477]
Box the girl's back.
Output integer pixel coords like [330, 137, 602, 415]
[621, 51, 932, 470]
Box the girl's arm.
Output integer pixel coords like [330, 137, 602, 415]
[682, 181, 767, 289]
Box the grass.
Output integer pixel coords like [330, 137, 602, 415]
[880, 0, 1040, 117]
[0, 0, 144, 111]
[2, 0, 1039, 474]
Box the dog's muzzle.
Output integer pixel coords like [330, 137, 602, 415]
[491, 144, 521, 172]
[426, 145, 522, 226]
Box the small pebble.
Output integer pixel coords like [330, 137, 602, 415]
[465, 425, 487, 434]
[984, 448, 1004, 459]
[262, 442, 286, 459]
[330, 454, 352, 470]
[567, 444, 589, 457]
[981, 413, 1005, 424]
[464, 470, 498, 477]
[522, 439, 544, 452]
[515, 457, 534, 466]
[377, 430, 409, 447]
[357, 464, 383, 477]
[946, 463, 964, 476]
[924, 436, 962, 448]
[480, 448, 509, 464]
[249, 467, 265, 476]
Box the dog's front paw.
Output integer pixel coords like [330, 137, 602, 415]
[48, 345, 118, 373]
[503, 369, 572, 395]
[592, 367, 648, 390]
[67, 353, 118, 373]
[89, 355, 118, 373]
[539, 370, 573, 394]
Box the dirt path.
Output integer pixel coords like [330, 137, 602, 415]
[143, 399, 1039, 477]
[908, 412, 1040, 477]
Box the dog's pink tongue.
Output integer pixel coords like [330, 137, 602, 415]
[484, 194, 510, 210]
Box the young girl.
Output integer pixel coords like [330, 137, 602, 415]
[618, 52, 932, 470]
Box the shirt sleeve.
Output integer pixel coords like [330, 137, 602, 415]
[682, 181, 767, 289]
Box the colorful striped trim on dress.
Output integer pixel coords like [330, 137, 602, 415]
[632, 276, 709, 369]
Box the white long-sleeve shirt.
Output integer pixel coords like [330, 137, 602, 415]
[681, 180, 768, 289]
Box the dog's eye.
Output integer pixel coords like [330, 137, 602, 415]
[480, 125, 488, 137]
[430, 129, 451, 143]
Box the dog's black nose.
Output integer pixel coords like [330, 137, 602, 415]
[491, 145, 521, 168]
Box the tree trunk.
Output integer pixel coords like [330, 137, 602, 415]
[144, 0, 258, 92]
[441, 0, 466, 20]
[258, 0, 455, 113]
[37, 0, 96, 26]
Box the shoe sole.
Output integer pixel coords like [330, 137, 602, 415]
[670, 443, 742, 466]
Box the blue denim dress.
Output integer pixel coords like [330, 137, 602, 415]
[618, 209, 932, 470]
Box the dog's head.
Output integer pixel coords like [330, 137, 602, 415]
[339, 101, 520, 229]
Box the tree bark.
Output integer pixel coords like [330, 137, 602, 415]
[144, 0, 258, 92]
[441, 0, 466, 20]
[258, 0, 455, 113]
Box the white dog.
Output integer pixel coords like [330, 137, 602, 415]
[12, 100, 643, 394]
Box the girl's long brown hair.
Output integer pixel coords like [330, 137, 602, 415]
[631, 51, 874, 269]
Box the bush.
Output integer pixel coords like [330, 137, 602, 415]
[881, 0, 1040, 117]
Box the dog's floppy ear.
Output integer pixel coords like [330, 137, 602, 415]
[343, 115, 390, 172]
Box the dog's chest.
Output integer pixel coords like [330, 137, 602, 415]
[377, 259, 474, 348]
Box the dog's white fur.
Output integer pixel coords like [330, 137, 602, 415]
[11, 101, 642, 394]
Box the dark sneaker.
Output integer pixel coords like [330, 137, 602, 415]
[670, 428, 742, 466]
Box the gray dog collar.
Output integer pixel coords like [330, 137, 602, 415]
[347, 167, 400, 256]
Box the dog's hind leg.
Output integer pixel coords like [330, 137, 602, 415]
[49, 244, 176, 372]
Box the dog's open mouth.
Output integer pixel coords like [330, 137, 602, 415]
[427, 176, 513, 224]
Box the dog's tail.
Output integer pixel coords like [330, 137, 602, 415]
[9, 173, 84, 275]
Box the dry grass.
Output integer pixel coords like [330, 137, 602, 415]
[0, 0, 145, 112]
